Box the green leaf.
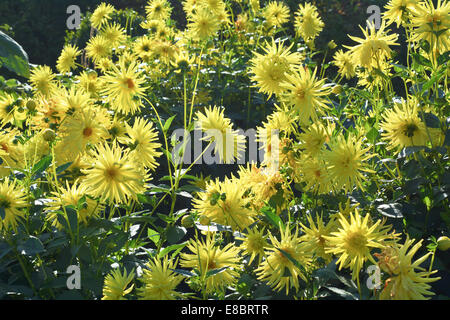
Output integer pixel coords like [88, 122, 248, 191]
[32, 155, 52, 177]
[277, 248, 307, 276]
[261, 205, 284, 230]
[147, 228, 160, 246]
[163, 115, 176, 133]
[0, 31, 29, 78]
[0, 207, 5, 220]
[17, 236, 45, 256]
[166, 226, 187, 244]
[56, 162, 73, 174]
[420, 112, 441, 128]
[206, 266, 228, 277]
[158, 241, 188, 258]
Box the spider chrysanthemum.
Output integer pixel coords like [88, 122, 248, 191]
[138, 256, 183, 300]
[101, 61, 148, 115]
[195, 106, 246, 164]
[322, 134, 374, 193]
[29, 65, 57, 96]
[0, 177, 27, 232]
[180, 234, 242, 294]
[56, 44, 81, 74]
[376, 237, 441, 300]
[91, 3, 115, 29]
[81, 143, 148, 204]
[281, 67, 331, 124]
[380, 99, 429, 151]
[264, 1, 290, 29]
[236, 226, 269, 265]
[193, 176, 256, 231]
[294, 3, 324, 41]
[187, 7, 221, 40]
[383, 0, 419, 27]
[324, 209, 396, 281]
[120, 117, 162, 170]
[333, 49, 357, 80]
[249, 40, 303, 98]
[102, 268, 134, 300]
[256, 226, 312, 295]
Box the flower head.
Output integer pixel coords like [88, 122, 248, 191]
[294, 3, 324, 41]
[102, 268, 134, 300]
[0, 177, 27, 232]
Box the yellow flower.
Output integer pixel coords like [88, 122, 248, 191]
[294, 3, 324, 41]
[236, 226, 269, 265]
[322, 134, 374, 193]
[0, 93, 18, 127]
[346, 21, 399, 70]
[295, 155, 333, 195]
[380, 99, 429, 150]
[410, 0, 450, 56]
[0, 129, 23, 178]
[249, 39, 303, 98]
[102, 268, 134, 300]
[138, 256, 183, 300]
[29, 65, 58, 96]
[180, 234, 242, 294]
[56, 44, 81, 73]
[383, 0, 419, 27]
[256, 226, 312, 295]
[120, 117, 162, 170]
[133, 36, 155, 62]
[145, 0, 172, 21]
[0, 177, 27, 232]
[187, 7, 221, 40]
[101, 61, 148, 115]
[195, 106, 246, 164]
[324, 209, 396, 281]
[193, 176, 256, 231]
[376, 237, 440, 300]
[45, 180, 103, 229]
[81, 143, 148, 204]
[85, 35, 112, 63]
[333, 49, 356, 80]
[76, 71, 101, 98]
[264, 1, 290, 29]
[300, 214, 336, 263]
[298, 121, 334, 157]
[100, 23, 127, 48]
[91, 3, 115, 29]
[281, 67, 331, 124]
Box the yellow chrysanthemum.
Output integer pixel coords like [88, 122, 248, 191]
[410, 0, 450, 56]
[324, 209, 396, 281]
[294, 3, 324, 41]
[236, 226, 269, 265]
[193, 176, 256, 231]
[299, 214, 335, 263]
[56, 44, 81, 73]
[29, 65, 58, 96]
[145, 0, 172, 21]
[187, 7, 221, 40]
[333, 49, 357, 80]
[322, 134, 374, 193]
[249, 40, 303, 98]
[76, 71, 101, 98]
[0, 93, 18, 127]
[180, 234, 242, 294]
[195, 106, 246, 164]
[85, 35, 112, 63]
[281, 67, 332, 124]
[0, 177, 27, 232]
[133, 36, 155, 62]
[256, 226, 312, 295]
[383, 0, 419, 27]
[0, 129, 23, 178]
[45, 180, 103, 229]
[298, 121, 334, 157]
[120, 117, 162, 170]
[101, 61, 148, 115]
[380, 99, 430, 150]
[138, 256, 183, 300]
[100, 23, 127, 48]
[81, 143, 148, 204]
[102, 268, 134, 300]
[264, 1, 290, 29]
[91, 2, 115, 29]
[295, 155, 333, 195]
[346, 21, 399, 70]
[376, 237, 440, 300]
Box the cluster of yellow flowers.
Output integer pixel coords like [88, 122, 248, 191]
[0, 0, 448, 301]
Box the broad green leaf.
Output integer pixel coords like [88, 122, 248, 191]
[0, 31, 29, 78]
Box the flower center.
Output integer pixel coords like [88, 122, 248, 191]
[83, 127, 93, 137]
